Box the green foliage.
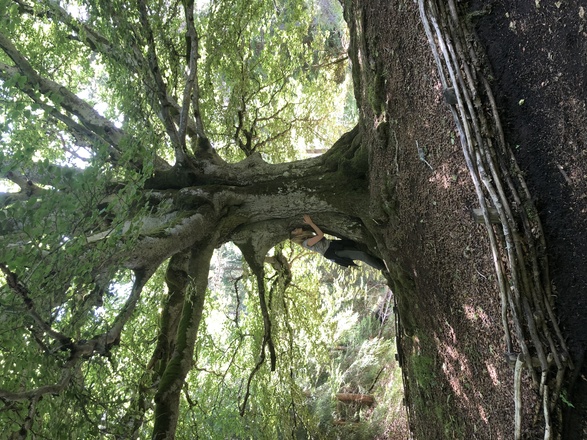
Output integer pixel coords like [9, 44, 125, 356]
[0, 141, 150, 437]
[200, 0, 354, 162]
[168, 243, 400, 439]
[560, 390, 575, 408]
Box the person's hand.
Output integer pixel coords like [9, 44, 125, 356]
[302, 214, 324, 242]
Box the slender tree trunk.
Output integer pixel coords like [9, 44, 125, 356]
[152, 245, 214, 440]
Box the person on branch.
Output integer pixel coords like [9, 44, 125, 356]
[290, 215, 386, 270]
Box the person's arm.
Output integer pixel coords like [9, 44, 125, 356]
[303, 215, 324, 246]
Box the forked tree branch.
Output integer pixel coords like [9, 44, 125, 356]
[137, 0, 186, 164]
[14, 0, 205, 165]
[0, 367, 75, 401]
[0, 258, 140, 402]
[0, 263, 73, 348]
[0, 33, 125, 154]
[1, 60, 126, 164]
[152, 245, 213, 440]
[180, 0, 206, 146]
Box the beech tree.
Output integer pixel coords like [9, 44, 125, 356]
[0, 0, 384, 438]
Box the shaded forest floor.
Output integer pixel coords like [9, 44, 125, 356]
[355, 0, 587, 438]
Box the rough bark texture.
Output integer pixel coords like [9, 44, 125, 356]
[131, 124, 380, 272]
[152, 245, 214, 440]
[142, 125, 381, 439]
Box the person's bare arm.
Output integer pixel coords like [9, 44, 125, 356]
[303, 215, 324, 246]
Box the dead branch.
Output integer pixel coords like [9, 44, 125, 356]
[418, 0, 572, 435]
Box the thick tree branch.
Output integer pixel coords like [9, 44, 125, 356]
[255, 266, 277, 372]
[33, 0, 199, 154]
[1, 159, 82, 190]
[0, 170, 44, 207]
[3, 169, 31, 191]
[0, 61, 124, 163]
[0, 34, 125, 153]
[181, 0, 208, 149]
[147, 250, 191, 376]
[234, 106, 254, 156]
[121, 209, 214, 271]
[2, 6, 173, 171]
[14, 0, 172, 166]
[137, 0, 186, 164]
[14, 0, 113, 56]
[152, 244, 214, 440]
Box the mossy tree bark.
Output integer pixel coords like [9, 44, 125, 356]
[137, 125, 379, 439]
[151, 246, 213, 440]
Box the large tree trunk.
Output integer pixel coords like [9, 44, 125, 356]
[139, 124, 377, 439]
[124, 125, 377, 274]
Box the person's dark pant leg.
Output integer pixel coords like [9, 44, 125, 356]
[335, 250, 385, 270]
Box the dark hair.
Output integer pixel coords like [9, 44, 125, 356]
[290, 229, 315, 245]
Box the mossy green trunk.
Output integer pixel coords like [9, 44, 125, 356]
[152, 246, 213, 440]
